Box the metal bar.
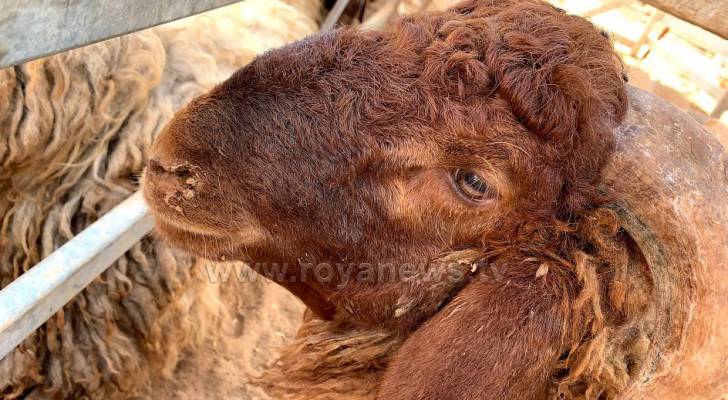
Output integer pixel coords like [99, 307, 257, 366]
[0, 0, 243, 69]
[321, 0, 352, 32]
[0, 192, 153, 361]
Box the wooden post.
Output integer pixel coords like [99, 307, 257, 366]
[711, 91, 728, 119]
[639, 0, 728, 39]
[630, 10, 665, 58]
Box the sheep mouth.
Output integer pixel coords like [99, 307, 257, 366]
[153, 218, 247, 262]
[142, 184, 264, 262]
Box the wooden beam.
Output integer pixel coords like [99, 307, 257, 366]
[711, 91, 728, 119]
[630, 10, 665, 57]
[0, 0, 243, 69]
[583, 0, 636, 18]
[639, 0, 728, 39]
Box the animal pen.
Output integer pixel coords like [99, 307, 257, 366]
[0, 0, 727, 398]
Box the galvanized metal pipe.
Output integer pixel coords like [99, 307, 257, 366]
[0, 192, 153, 360]
[0, 0, 244, 69]
[321, 0, 352, 31]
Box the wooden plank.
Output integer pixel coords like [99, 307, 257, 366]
[0, 0, 243, 69]
[711, 90, 728, 119]
[0, 192, 153, 361]
[630, 10, 665, 57]
[583, 0, 636, 18]
[639, 0, 728, 39]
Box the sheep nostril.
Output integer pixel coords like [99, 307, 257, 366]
[172, 166, 192, 179]
[148, 158, 192, 180]
[148, 158, 166, 175]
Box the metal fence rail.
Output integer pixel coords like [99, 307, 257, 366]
[0, 193, 153, 360]
[0, 0, 243, 362]
[0, 0, 242, 69]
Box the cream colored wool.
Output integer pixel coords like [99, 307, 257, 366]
[259, 317, 402, 400]
[154, 0, 321, 108]
[361, 0, 458, 30]
[283, 0, 326, 24]
[0, 1, 319, 398]
[396, 0, 458, 14]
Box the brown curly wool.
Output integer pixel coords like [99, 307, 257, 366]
[256, 212, 654, 400]
[550, 207, 655, 399]
[259, 316, 402, 400]
[138, 0, 635, 397]
[0, 33, 182, 399]
[0, 1, 320, 398]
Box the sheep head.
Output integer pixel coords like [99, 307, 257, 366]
[142, 0, 627, 327]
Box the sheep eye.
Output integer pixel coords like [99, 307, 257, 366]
[453, 169, 495, 203]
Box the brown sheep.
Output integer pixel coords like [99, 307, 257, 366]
[142, 0, 728, 399]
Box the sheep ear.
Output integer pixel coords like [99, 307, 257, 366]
[421, 19, 496, 99]
[377, 271, 574, 399]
